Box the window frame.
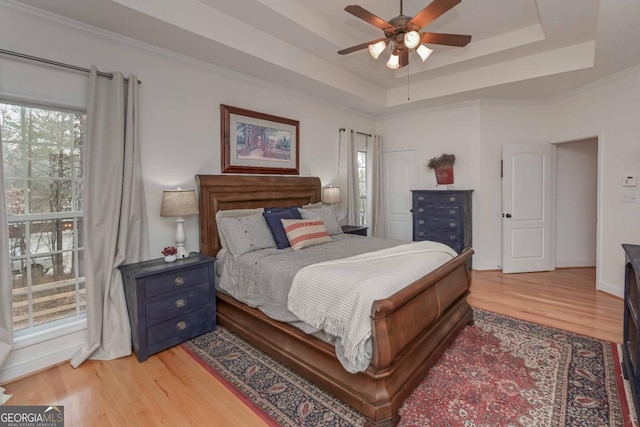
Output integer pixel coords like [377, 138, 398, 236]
[1, 99, 87, 337]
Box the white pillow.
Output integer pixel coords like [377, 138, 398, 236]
[281, 218, 332, 250]
[298, 207, 342, 235]
[215, 208, 265, 249]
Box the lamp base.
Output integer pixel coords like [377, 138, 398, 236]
[176, 245, 189, 259]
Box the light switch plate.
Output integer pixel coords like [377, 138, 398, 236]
[623, 191, 638, 203]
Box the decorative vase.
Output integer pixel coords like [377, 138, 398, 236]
[164, 254, 177, 263]
[435, 167, 454, 185]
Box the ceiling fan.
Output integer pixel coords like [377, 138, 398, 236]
[338, 0, 471, 69]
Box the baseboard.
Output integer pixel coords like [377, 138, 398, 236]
[598, 281, 623, 299]
[0, 328, 86, 384]
[555, 259, 596, 268]
[471, 262, 502, 271]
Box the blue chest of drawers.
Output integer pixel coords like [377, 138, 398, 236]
[412, 190, 473, 257]
[119, 253, 216, 362]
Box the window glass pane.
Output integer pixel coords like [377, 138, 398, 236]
[2, 101, 86, 333]
[5, 179, 25, 215]
[2, 142, 24, 177]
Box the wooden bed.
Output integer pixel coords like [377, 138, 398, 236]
[197, 174, 474, 427]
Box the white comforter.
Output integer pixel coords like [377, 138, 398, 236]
[287, 240, 457, 373]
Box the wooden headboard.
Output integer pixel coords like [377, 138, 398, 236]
[196, 175, 321, 256]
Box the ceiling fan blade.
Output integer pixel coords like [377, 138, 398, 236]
[399, 50, 409, 68]
[338, 38, 389, 55]
[408, 0, 461, 30]
[420, 32, 471, 47]
[345, 5, 395, 32]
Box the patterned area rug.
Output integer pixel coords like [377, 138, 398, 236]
[182, 310, 633, 426]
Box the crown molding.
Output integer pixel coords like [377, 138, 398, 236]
[547, 63, 640, 105]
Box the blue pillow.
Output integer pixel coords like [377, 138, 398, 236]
[263, 208, 302, 249]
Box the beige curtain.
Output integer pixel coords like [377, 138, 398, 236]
[370, 135, 385, 237]
[345, 130, 360, 225]
[70, 67, 149, 368]
[0, 139, 13, 404]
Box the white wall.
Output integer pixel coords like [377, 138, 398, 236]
[547, 68, 640, 296]
[377, 102, 547, 270]
[0, 4, 374, 381]
[378, 67, 640, 297]
[555, 138, 598, 267]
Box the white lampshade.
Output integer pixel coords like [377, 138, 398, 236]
[386, 52, 400, 69]
[322, 187, 342, 204]
[368, 40, 387, 59]
[416, 45, 434, 62]
[404, 31, 421, 49]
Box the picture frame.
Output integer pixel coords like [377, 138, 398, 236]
[221, 104, 300, 175]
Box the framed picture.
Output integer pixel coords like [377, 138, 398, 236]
[221, 104, 299, 175]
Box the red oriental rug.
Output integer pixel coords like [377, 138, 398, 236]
[182, 309, 635, 426]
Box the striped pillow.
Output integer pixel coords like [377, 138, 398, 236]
[281, 218, 332, 250]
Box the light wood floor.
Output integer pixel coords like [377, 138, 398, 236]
[2, 268, 624, 426]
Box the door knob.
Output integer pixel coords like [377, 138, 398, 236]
[505, 213, 512, 218]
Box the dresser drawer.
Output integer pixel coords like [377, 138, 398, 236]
[414, 192, 465, 206]
[144, 265, 210, 298]
[145, 284, 211, 324]
[414, 205, 460, 219]
[146, 307, 213, 347]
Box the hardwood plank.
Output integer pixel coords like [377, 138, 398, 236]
[468, 268, 623, 343]
[1, 267, 622, 425]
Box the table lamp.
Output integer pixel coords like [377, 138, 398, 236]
[160, 188, 199, 259]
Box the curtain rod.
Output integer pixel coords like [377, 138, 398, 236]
[338, 128, 371, 137]
[0, 48, 142, 84]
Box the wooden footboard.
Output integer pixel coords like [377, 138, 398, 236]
[216, 249, 473, 427]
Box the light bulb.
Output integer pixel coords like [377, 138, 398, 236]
[404, 31, 421, 49]
[386, 52, 400, 69]
[368, 40, 387, 59]
[416, 45, 433, 62]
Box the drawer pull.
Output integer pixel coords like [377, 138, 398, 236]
[176, 321, 187, 331]
[449, 209, 456, 214]
[450, 222, 457, 228]
[418, 208, 424, 213]
[175, 298, 186, 308]
[174, 276, 185, 286]
[418, 196, 424, 201]
[418, 220, 424, 225]
[449, 196, 456, 202]
[418, 231, 424, 236]
[450, 235, 457, 240]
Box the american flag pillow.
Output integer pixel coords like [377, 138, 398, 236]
[281, 218, 332, 250]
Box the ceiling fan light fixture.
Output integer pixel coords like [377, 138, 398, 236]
[404, 30, 421, 49]
[386, 52, 400, 69]
[368, 40, 387, 59]
[416, 44, 434, 62]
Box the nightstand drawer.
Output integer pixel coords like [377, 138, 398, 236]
[144, 265, 210, 298]
[147, 307, 213, 347]
[145, 284, 210, 324]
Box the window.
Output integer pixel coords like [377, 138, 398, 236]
[1, 101, 86, 334]
[357, 149, 367, 225]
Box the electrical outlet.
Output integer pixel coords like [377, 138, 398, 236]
[623, 191, 638, 203]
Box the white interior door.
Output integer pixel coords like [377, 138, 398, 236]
[383, 150, 417, 241]
[502, 143, 555, 273]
